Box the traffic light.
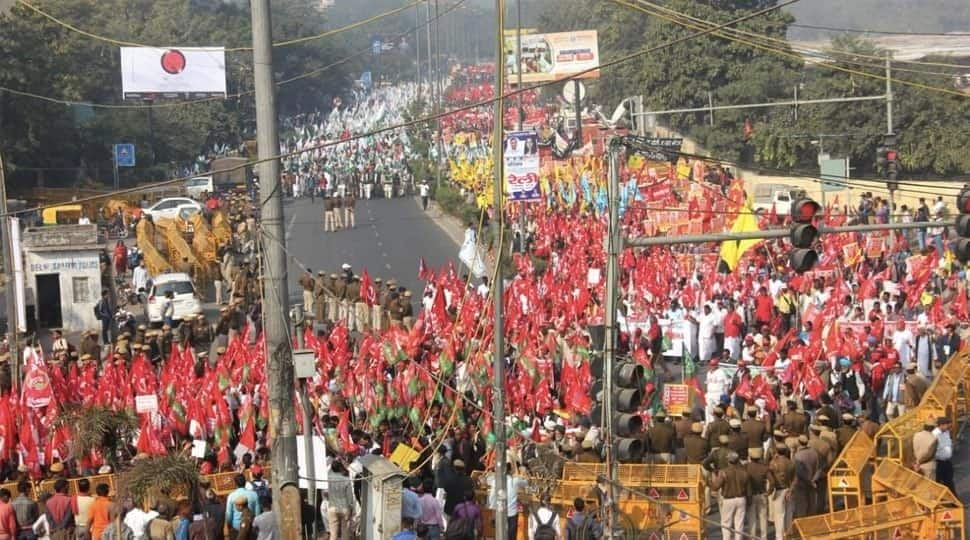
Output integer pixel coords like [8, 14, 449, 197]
[955, 188, 970, 263]
[876, 133, 899, 192]
[588, 325, 645, 462]
[789, 198, 821, 273]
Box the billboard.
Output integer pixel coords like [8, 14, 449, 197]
[120, 47, 227, 99]
[504, 30, 600, 84]
[504, 131, 541, 202]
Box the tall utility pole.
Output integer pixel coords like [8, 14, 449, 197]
[425, 0, 434, 99]
[433, 0, 443, 189]
[885, 52, 895, 222]
[603, 146, 620, 538]
[249, 0, 301, 537]
[491, 0, 508, 538]
[415, 3, 422, 98]
[0, 152, 19, 390]
[514, 0, 527, 254]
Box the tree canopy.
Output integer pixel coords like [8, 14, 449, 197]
[0, 0, 353, 191]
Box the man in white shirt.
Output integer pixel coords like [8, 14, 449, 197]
[933, 416, 955, 495]
[692, 304, 717, 364]
[132, 260, 150, 298]
[418, 181, 431, 210]
[527, 495, 561, 539]
[704, 357, 730, 422]
[891, 320, 915, 368]
[487, 468, 529, 540]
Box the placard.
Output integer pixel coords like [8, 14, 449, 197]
[587, 268, 601, 285]
[662, 384, 691, 415]
[504, 131, 542, 202]
[191, 440, 207, 458]
[135, 395, 159, 414]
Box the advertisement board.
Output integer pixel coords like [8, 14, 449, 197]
[120, 47, 227, 99]
[504, 30, 600, 83]
[504, 130, 542, 202]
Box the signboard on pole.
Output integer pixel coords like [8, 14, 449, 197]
[504, 131, 541, 202]
[504, 30, 600, 84]
[820, 156, 849, 192]
[114, 144, 136, 168]
[120, 47, 227, 99]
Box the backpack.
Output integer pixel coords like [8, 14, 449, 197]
[532, 507, 559, 539]
[251, 479, 270, 500]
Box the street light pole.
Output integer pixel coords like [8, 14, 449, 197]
[491, 1, 508, 539]
[0, 152, 19, 391]
[250, 0, 301, 537]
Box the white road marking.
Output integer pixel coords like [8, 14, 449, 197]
[382, 252, 388, 258]
[285, 213, 298, 240]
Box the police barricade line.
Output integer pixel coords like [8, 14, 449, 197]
[826, 430, 873, 512]
[14, 467, 271, 502]
[870, 459, 965, 540]
[788, 496, 929, 539]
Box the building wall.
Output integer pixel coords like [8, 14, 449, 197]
[24, 249, 101, 332]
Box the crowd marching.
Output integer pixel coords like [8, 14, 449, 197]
[0, 64, 965, 540]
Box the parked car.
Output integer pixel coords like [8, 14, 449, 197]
[752, 183, 807, 216]
[142, 197, 202, 221]
[185, 176, 214, 200]
[144, 272, 202, 324]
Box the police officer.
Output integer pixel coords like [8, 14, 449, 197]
[710, 451, 749, 540]
[768, 444, 795, 540]
[792, 435, 820, 517]
[299, 268, 316, 314]
[683, 422, 709, 465]
[705, 406, 731, 447]
[835, 413, 857, 449]
[745, 447, 769, 539]
[781, 401, 808, 455]
[646, 411, 676, 464]
[741, 406, 768, 452]
[727, 418, 748, 461]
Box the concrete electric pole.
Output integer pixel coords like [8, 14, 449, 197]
[491, 0, 508, 538]
[249, 0, 302, 537]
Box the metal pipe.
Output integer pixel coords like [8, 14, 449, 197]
[625, 220, 954, 247]
[628, 94, 886, 117]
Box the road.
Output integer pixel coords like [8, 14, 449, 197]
[282, 195, 461, 306]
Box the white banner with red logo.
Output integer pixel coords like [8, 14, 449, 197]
[504, 130, 542, 202]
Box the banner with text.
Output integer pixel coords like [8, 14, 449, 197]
[504, 131, 542, 202]
[504, 30, 600, 84]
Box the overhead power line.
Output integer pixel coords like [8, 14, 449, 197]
[790, 23, 970, 38]
[0, 0, 468, 110]
[1, 0, 803, 217]
[14, 0, 422, 52]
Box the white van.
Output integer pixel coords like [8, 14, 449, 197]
[752, 183, 806, 216]
[185, 176, 214, 200]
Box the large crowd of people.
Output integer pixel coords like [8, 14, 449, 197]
[0, 65, 966, 540]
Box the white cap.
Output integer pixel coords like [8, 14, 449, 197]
[341, 263, 352, 270]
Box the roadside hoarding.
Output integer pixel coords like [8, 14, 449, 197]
[120, 47, 227, 99]
[504, 131, 542, 202]
[504, 30, 600, 84]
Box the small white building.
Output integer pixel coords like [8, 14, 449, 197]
[22, 224, 103, 332]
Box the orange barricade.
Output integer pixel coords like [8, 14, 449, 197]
[827, 430, 873, 511]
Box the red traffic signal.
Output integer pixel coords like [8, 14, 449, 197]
[791, 198, 821, 223]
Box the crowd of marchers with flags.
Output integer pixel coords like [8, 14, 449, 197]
[0, 66, 965, 540]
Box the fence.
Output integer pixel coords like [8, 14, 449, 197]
[871, 459, 965, 539]
[788, 496, 931, 539]
[826, 430, 873, 511]
[873, 407, 921, 466]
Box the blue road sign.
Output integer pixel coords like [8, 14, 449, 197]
[114, 144, 136, 167]
[361, 71, 373, 89]
[372, 39, 382, 55]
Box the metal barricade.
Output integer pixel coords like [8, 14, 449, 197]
[874, 408, 922, 466]
[827, 430, 873, 511]
[871, 459, 965, 539]
[788, 496, 929, 539]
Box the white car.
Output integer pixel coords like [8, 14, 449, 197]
[144, 273, 203, 324]
[143, 197, 202, 221]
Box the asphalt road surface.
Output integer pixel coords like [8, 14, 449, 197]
[282, 195, 461, 307]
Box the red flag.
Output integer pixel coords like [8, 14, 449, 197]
[418, 258, 432, 281]
[360, 269, 376, 307]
